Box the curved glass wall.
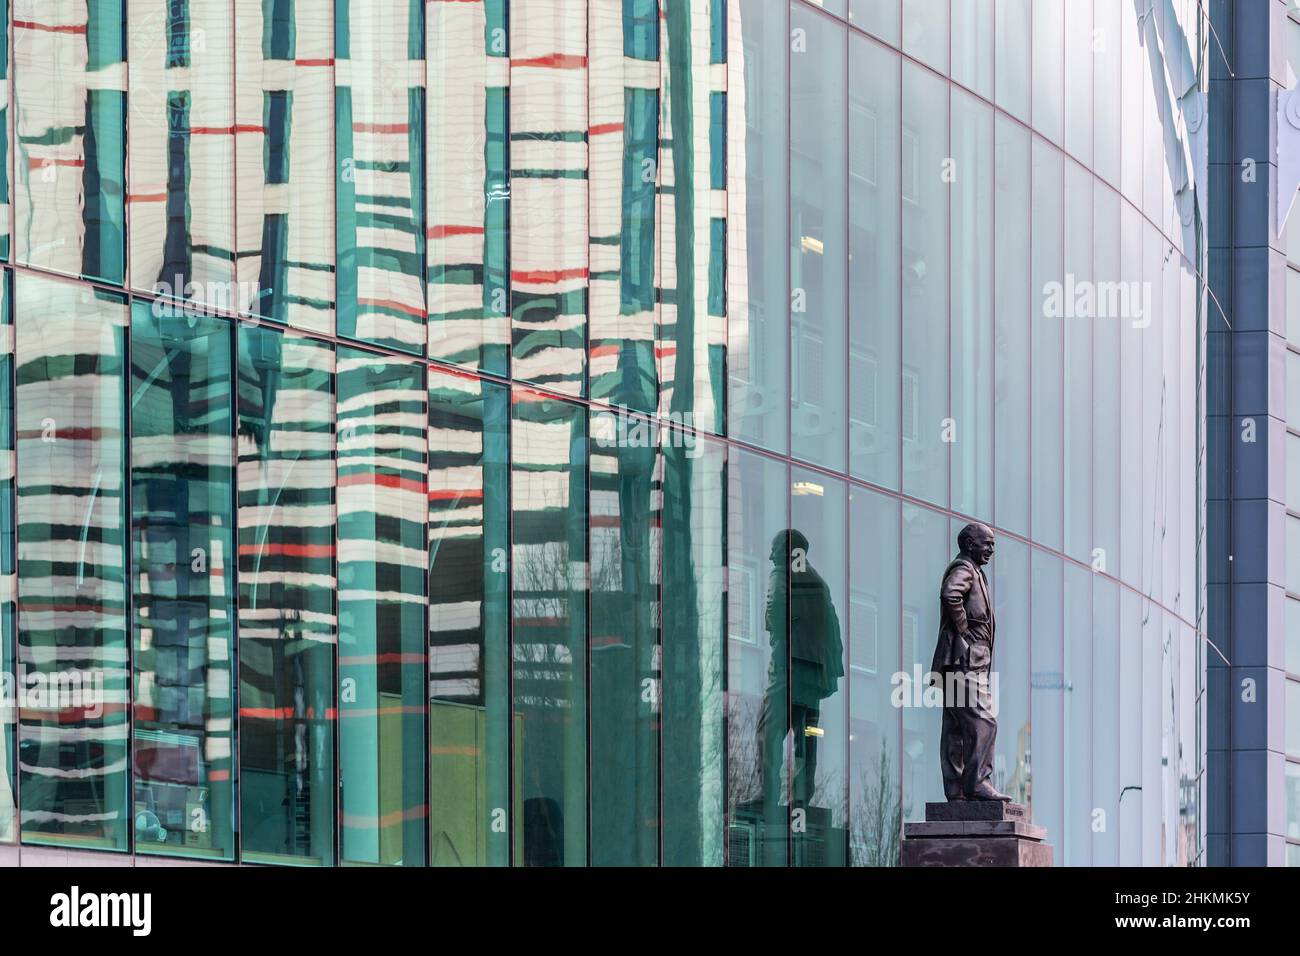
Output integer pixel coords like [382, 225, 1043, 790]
[0, 0, 1207, 865]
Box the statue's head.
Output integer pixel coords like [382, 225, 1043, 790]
[770, 528, 809, 564]
[957, 522, 995, 566]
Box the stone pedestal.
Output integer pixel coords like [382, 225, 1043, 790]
[901, 802, 1053, 867]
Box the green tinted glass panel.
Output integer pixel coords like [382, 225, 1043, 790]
[661, 427, 725, 865]
[237, 324, 337, 865]
[337, 347, 426, 865]
[15, 274, 129, 850]
[847, 486, 901, 866]
[589, 406, 659, 865]
[727, 448, 789, 866]
[129, 302, 236, 860]
[789, 468, 847, 866]
[427, 370, 509, 866]
[512, 388, 587, 865]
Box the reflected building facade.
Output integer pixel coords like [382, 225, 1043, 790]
[0, 0, 1209, 866]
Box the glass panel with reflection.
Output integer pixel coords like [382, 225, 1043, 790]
[589, 405, 659, 865]
[661, 425, 725, 865]
[337, 347, 427, 865]
[14, 0, 126, 285]
[511, 388, 588, 865]
[427, 369, 510, 866]
[237, 324, 337, 865]
[235, 0, 336, 334]
[129, 301, 235, 859]
[15, 274, 129, 850]
[335, 1, 427, 354]
[128, 1, 236, 310]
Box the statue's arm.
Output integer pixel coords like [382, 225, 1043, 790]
[941, 563, 974, 639]
[764, 569, 786, 639]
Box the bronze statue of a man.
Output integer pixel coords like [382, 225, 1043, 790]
[930, 522, 1010, 802]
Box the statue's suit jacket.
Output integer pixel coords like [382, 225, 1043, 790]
[930, 555, 996, 675]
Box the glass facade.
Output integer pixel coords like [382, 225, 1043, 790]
[0, 0, 1208, 866]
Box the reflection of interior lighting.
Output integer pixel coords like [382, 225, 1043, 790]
[801, 235, 824, 255]
[804, 726, 825, 737]
[792, 481, 823, 496]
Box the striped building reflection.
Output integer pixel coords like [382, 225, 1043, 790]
[336, 347, 426, 864]
[426, 369, 508, 866]
[237, 327, 336, 864]
[336, 1, 426, 354]
[235, 0, 335, 334]
[14, 0, 127, 285]
[127, 1, 234, 310]
[128, 303, 235, 858]
[13, 276, 129, 849]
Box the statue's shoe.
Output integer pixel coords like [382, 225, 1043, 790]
[967, 783, 1013, 802]
[944, 792, 965, 802]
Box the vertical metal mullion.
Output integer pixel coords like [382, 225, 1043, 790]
[1025, 0, 1035, 833]
[6, 0, 17, 865]
[894, 0, 904, 844]
[654, 0, 663, 870]
[783, 0, 792, 870]
[840, 17, 850, 868]
[120, 0, 135, 866]
[228, 0, 241, 867]
[420, 3, 432, 871]
[329, 0, 342, 872]
[1058, 0, 1067, 853]
[503, 4, 516, 868]
[585, 1, 593, 869]
[123, 291, 135, 860]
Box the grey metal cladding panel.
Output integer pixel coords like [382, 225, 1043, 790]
[1227, 497, 1286, 583]
[1228, 246, 1284, 333]
[1227, 581, 1287, 667]
[1231, 0, 1275, 83]
[1229, 330, 1286, 417]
